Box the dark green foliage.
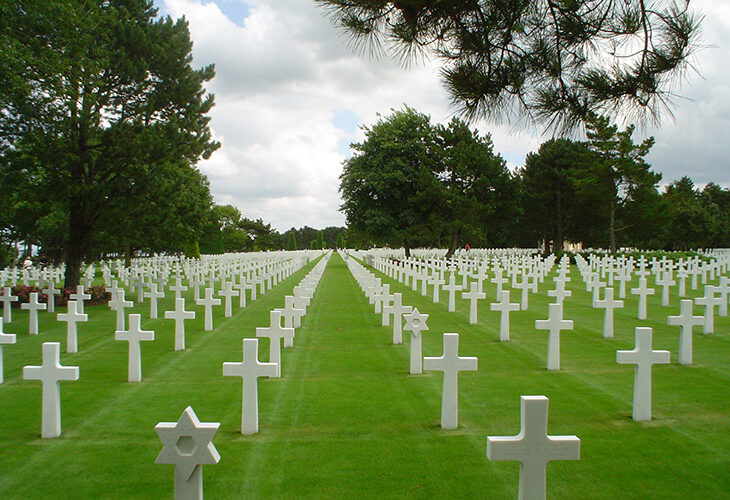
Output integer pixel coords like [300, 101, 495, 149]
[340, 106, 438, 256]
[315, 230, 326, 249]
[317, 0, 702, 133]
[198, 204, 284, 254]
[287, 232, 298, 251]
[657, 178, 730, 250]
[579, 113, 661, 251]
[340, 106, 516, 255]
[432, 118, 516, 257]
[517, 139, 590, 250]
[0, 0, 219, 286]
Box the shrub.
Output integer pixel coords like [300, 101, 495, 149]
[9, 284, 110, 307]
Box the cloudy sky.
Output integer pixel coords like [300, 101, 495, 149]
[156, 0, 729, 232]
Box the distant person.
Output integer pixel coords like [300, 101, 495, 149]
[22, 256, 32, 269]
[465, 244, 470, 252]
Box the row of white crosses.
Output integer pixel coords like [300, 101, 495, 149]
[0, 284, 91, 335]
[368, 253, 551, 333]
[152, 255, 330, 499]
[574, 252, 727, 342]
[366, 247, 729, 424]
[222, 252, 330, 436]
[10, 251, 323, 448]
[352, 252, 582, 500]
[372, 252, 551, 347]
[530, 254, 723, 420]
[346, 254, 478, 429]
[149, 251, 328, 498]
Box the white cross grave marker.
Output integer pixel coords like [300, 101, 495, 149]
[423, 333, 478, 429]
[1, 287, 18, 323]
[630, 277, 655, 320]
[21, 292, 46, 335]
[546, 279, 571, 304]
[614, 270, 630, 299]
[382, 293, 412, 344]
[232, 277, 247, 308]
[592, 287, 623, 338]
[589, 273, 606, 304]
[190, 275, 203, 302]
[462, 281, 486, 324]
[514, 277, 533, 311]
[0, 321, 17, 383]
[155, 406, 220, 500]
[442, 273, 463, 312]
[667, 299, 704, 365]
[222, 338, 278, 434]
[165, 298, 196, 351]
[616, 327, 670, 421]
[694, 285, 722, 334]
[169, 277, 188, 300]
[144, 283, 165, 319]
[429, 273, 445, 303]
[42, 281, 60, 313]
[256, 310, 294, 377]
[717, 276, 730, 317]
[403, 308, 429, 375]
[115, 314, 154, 382]
[534, 302, 573, 370]
[655, 271, 675, 307]
[69, 285, 91, 314]
[491, 290, 520, 342]
[217, 281, 239, 318]
[486, 395, 580, 500]
[195, 288, 221, 331]
[380, 291, 392, 326]
[56, 300, 88, 353]
[491, 270, 508, 300]
[276, 296, 305, 339]
[108, 288, 133, 331]
[22, 342, 79, 438]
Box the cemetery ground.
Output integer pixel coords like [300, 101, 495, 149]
[0, 252, 728, 499]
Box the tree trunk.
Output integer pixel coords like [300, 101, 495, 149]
[556, 190, 564, 252]
[124, 245, 133, 268]
[609, 202, 616, 252]
[64, 198, 91, 289]
[444, 227, 459, 259]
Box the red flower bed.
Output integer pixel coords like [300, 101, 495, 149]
[9, 285, 111, 307]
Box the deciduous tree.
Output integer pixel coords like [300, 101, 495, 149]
[0, 0, 219, 286]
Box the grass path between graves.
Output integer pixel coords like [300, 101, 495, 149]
[0, 251, 728, 499]
[342, 253, 730, 499]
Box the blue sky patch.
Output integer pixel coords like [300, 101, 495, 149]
[332, 109, 359, 135]
[154, 1, 251, 27]
[204, 0, 251, 27]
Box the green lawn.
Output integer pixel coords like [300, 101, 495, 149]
[0, 252, 728, 498]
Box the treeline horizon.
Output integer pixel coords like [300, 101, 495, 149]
[339, 107, 730, 256]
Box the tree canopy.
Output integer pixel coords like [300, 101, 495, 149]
[317, 0, 702, 133]
[340, 106, 438, 255]
[339, 106, 515, 256]
[340, 105, 728, 253]
[0, 0, 219, 286]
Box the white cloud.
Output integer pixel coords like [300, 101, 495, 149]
[161, 0, 730, 232]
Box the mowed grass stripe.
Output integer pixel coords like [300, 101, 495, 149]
[0, 256, 322, 498]
[0, 252, 727, 499]
[357, 257, 730, 499]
